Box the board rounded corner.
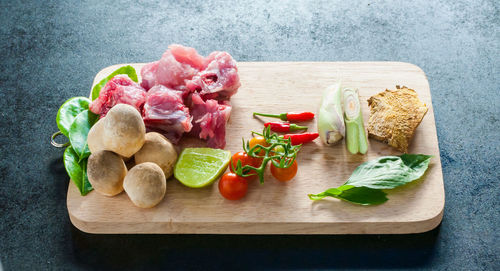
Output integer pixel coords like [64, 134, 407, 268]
[409, 200, 445, 234]
[394, 61, 427, 77]
[91, 63, 146, 89]
[68, 209, 97, 234]
[417, 210, 444, 234]
[66, 185, 100, 234]
[92, 64, 118, 86]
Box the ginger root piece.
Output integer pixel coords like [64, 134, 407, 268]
[367, 86, 428, 153]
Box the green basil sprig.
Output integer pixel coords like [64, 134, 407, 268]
[308, 154, 432, 205]
[91, 65, 138, 100]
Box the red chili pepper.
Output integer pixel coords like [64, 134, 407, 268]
[253, 111, 315, 122]
[285, 112, 315, 122]
[264, 122, 308, 133]
[282, 132, 319, 145]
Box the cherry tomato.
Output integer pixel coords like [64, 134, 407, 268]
[230, 151, 260, 180]
[271, 160, 298, 182]
[249, 136, 269, 156]
[230, 151, 259, 172]
[218, 172, 248, 200]
[271, 145, 285, 155]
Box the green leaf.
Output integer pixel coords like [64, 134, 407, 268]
[56, 97, 91, 137]
[68, 110, 99, 161]
[345, 154, 432, 189]
[308, 186, 387, 205]
[308, 154, 432, 205]
[63, 146, 93, 195]
[334, 185, 388, 205]
[91, 65, 138, 100]
[308, 188, 342, 200]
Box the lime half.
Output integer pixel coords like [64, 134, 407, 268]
[174, 148, 231, 188]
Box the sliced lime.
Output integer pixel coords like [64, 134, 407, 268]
[174, 148, 231, 188]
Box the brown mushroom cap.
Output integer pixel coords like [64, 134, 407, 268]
[134, 132, 178, 179]
[102, 104, 146, 158]
[87, 117, 105, 154]
[123, 162, 166, 208]
[87, 150, 127, 196]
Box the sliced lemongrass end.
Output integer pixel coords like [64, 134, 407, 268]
[343, 88, 368, 154]
[343, 88, 360, 120]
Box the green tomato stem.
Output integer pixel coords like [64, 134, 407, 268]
[237, 126, 301, 183]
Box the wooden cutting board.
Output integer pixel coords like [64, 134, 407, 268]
[67, 62, 444, 234]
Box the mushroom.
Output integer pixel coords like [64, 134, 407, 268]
[103, 104, 146, 158]
[134, 132, 178, 179]
[123, 162, 166, 208]
[87, 104, 146, 158]
[87, 117, 105, 154]
[87, 150, 127, 196]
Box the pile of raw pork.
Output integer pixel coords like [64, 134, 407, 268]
[89, 45, 241, 149]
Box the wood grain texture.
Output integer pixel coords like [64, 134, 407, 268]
[67, 62, 444, 234]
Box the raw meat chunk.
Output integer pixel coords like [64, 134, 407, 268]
[169, 44, 205, 70]
[142, 85, 193, 143]
[186, 51, 241, 100]
[189, 93, 231, 149]
[140, 44, 205, 93]
[156, 51, 198, 89]
[89, 75, 147, 118]
[139, 45, 241, 148]
[140, 61, 159, 91]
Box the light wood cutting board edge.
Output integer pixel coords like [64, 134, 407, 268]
[67, 61, 445, 234]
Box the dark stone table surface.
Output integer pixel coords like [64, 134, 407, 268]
[0, 0, 498, 270]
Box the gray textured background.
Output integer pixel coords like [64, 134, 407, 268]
[0, 0, 499, 270]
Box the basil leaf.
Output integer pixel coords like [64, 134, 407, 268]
[308, 186, 387, 205]
[345, 154, 432, 189]
[91, 65, 138, 100]
[69, 110, 99, 161]
[334, 185, 388, 205]
[56, 97, 91, 137]
[308, 188, 342, 200]
[63, 146, 93, 195]
[308, 154, 432, 205]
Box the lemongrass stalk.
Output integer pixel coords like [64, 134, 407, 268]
[343, 88, 368, 154]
